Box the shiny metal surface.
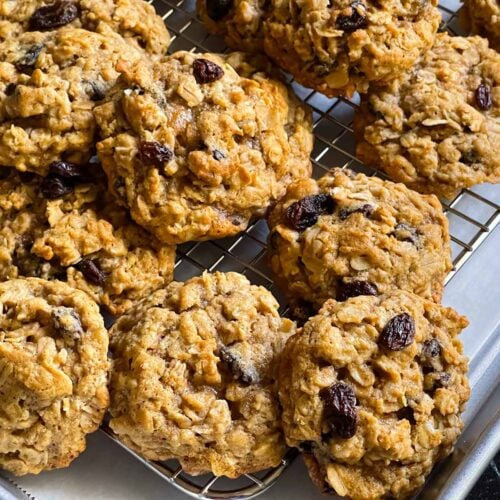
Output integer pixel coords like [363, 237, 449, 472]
[1, 0, 499, 498]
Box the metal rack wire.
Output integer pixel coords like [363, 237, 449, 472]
[100, 0, 500, 498]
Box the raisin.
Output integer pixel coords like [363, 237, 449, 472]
[15, 44, 44, 74]
[285, 194, 335, 231]
[338, 203, 374, 220]
[391, 223, 419, 245]
[193, 58, 224, 84]
[29, 1, 79, 31]
[206, 0, 234, 21]
[337, 280, 378, 301]
[475, 83, 492, 111]
[424, 371, 451, 392]
[138, 141, 173, 167]
[320, 382, 358, 439]
[52, 306, 83, 340]
[436, 372, 451, 387]
[5, 83, 17, 96]
[460, 150, 479, 166]
[48, 160, 87, 179]
[213, 149, 226, 161]
[87, 81, 106, 101]
[336, 2, 368, 33]
[219, 346, 259, 384]
[422, 338, 441, 358]
[41, 175, 73, 199]
[379, 313, 415, 351]
[74, 258, 106, 286]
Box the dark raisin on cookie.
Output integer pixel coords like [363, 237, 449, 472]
[5, 83, 17, 96]
[74, 258, 106, 286]
[391, 223, 419, 245]
[336, 2, 368, 33]
[138, 141, 173, 167]
[460, 150, 480, 166]
[379, 313, 415, 351]
[475, 83, 492, 111]
[15, 44, 44, 74]
[52, 306, 83, 340]
[320, 382, 358, 439]
[29, 1, 79, 31]
[193, 58, 224, 84]
[337, 280, 378, 301]
[219, 346, 259, 384]
[40, 175, 73, 199]
[285, 194, 335, 231]
[86, 81, 106, 101]
[422, 338, 441, 359]
[206, 0, 234, 21]
[48, 161, 87, 179]
[213, 149, 226, 161]
[338, 203, 374, 221]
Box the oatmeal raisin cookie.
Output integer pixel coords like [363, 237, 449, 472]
[0, 0, 170, 55]
[109, 271, 296, 477]
[0, 27, 144, 175]
[461, 0, 500, 51]
[354, 34, 500, 199]
[267, 168, 451, 313]
[279, 291, 469, 499]
[197, 0, 441, 96]
[0, 278, 109, 475]
[95, 51, 313, 244]
[0, 166, 175, 315]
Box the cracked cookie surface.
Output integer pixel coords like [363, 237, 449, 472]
[461, 0, 500, 51]
[354, 34, 500, 199]
[267, 168, 451, 314]
[0, 27, 144, 175]
[279, 292, 469, 499]
[95, 51, 313, 244]
[109, 271, 296, 477]
[197, 0, 441, 96]
[0, 167, 175, 315]
[0, 278, 109, 475]
[0, 0, 170, 55]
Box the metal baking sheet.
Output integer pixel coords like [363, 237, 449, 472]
[1, 0, 499, 498]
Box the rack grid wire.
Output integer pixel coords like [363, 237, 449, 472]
[101, 0, 500, 498]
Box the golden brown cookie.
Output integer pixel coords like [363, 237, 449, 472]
[354, 34, 500, 199]
[279, 292, 469, 499]
[197, 0, 441, 96]
[0, 27, 145, 175]
[95, 51, 313, 244]
[0, 0, 170, 55]
[109, 272, 296, 477]
[0, 278, 109, 475]
[0, 166, 175, 315]
[267, 168, 451, 314]
[461, 0, 500, 51]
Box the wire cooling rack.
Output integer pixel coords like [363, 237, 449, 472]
[99, 0, 500, 498]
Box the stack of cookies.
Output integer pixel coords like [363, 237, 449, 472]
[0, 0, 495, 498]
